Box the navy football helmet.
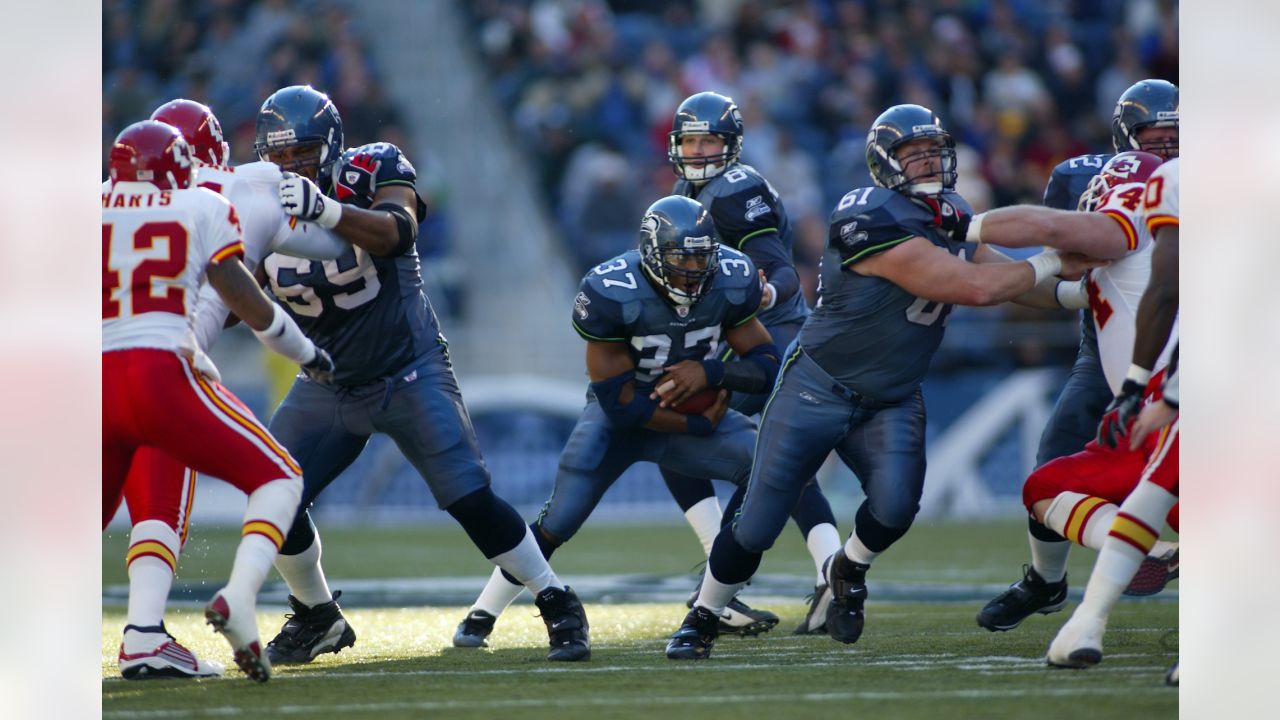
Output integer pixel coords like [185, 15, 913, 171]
[639, 196, 721, 307]
[668, 92, 744, 183]
[254, 85, 344, 184]
[1111, 79, 1178, 159]
[865, 104, 957, 197]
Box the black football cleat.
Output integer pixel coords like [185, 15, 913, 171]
[534, 586, 590, 661]
[265, 590, 357, 665]
[452, 609, 497, 648]
[666, 605, 721, 660]
[824, 551, 869, 644]
[976, 566, 1068, 632]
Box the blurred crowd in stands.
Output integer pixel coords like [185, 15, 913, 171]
[103, 0, 1177, 370]
[463, 0, 1177, 295]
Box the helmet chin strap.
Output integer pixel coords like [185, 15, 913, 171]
[907, 180, 943, 196]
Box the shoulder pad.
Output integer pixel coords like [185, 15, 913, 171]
[1044, 154, 1112, 210]
[573, 254, 643, 341]
[828, 188, 930, 264]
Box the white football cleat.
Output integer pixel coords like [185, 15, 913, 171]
[118, 624, 225, 680]
[1047, 614, 1106, 668]
[205, 589, 271, 682]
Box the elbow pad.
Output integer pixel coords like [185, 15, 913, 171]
[704, 342, 780, 395]
[372, 201, 418, 256]
[590, 369, 658, 428]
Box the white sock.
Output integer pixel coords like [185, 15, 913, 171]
[684, 496, 723, 556]
[489, 526, 562, 594]
[806, 523, 842, 585]
[471, 566, 526, 617]
[225, 533, 279, 602]
[694, 564, 745, 616]
[1043, 491, 1118, 550]
[126, 520, 180, 628]
[843, 530, 880, 566]
[1029, 529, 1070, 583]
[274, 534, 333, 607]
[1076, 482, 1178, 621]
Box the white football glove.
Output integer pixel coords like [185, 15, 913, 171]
[192, 349, 222, 384]
[279, 171, 342, 229]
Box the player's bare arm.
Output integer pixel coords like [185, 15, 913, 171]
[973, 243, 1097, 310]
[205, 256, 288, 332]
[1131, 226, 1178, 371]
[855, 235, 1101, 307]
[328, 184, 419, 257]
[968, 205, 1130, 259]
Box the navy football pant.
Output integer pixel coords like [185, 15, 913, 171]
[660, 320, 837, 537]
[535, 400, 758, 544]
[730, 348, 926, 555]
[269, 355, 493, 555]
[1036, 316, 1112, 466]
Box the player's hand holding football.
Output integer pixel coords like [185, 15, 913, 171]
[651, 359, 710, 409]
[1097, 380, 1143, 448]
[302, 345, 336, 385]
[280, 171, 342, 229]
[700, 389, 731, 430]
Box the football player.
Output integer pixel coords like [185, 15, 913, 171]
[965, 151, 1180, 633]
[665, 104, 1100, 659]
[104, 120, 336, 681]
[109, 98, 350, 681]
[252, 86, 590, 664]
[661, 91, 843, 636]
[1046, 158, 1180, 673]
[451, 195, 782, 650]
[976, 80, 1180, 629]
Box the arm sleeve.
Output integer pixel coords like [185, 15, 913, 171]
[739, 232, 799, 306]
[271, 217, 349, 260]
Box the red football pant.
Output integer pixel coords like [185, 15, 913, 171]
[123, 443, 199, 545]
[103, 349, 300, 529]
[1025, 412, 1179, 532]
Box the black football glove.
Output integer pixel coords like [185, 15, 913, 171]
[302, 346, 336, 385]
[1096, 379, 1144, 449]
[334, 150, 380, 204]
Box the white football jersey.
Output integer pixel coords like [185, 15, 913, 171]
[102, 181, 243, 354]
[188, 162, 347, 350]
[1087, 179, 1178, 393]
[1143, 157, 1179, 235]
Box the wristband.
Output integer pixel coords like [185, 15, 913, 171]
[761, 282, 778, 311]
[1025, 251, 1062, 284]
[253, 304, 317, 365]
[1126, 363, 1152, 386]
[1054, 279, 1089, 309]
[315, 195, 343, 229]
[685, 414, 713, 436]
[968, 212, 985, 243]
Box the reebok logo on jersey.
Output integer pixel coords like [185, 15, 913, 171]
[574, 292, 591, 320]
[744, 195, 768, 222]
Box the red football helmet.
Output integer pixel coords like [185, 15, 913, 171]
[150, 98, 229, 166]
[1077, 151, 1163, 212]
[108, 121, 195, 190]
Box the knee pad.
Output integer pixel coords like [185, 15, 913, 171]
[854, 503, 911, 553]
[446, 487, 526, 558]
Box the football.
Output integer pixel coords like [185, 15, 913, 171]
[670, 388, 720, 415]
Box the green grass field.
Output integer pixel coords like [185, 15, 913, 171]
[102, 519, 1177, 719]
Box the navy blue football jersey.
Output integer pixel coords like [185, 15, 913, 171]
[263, 143, 442, 386]
[674, 163, 807, 327]
[799, 187, 976, 402]
[572, 248, 761, 392]
[1043, 153, 1112, 211]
